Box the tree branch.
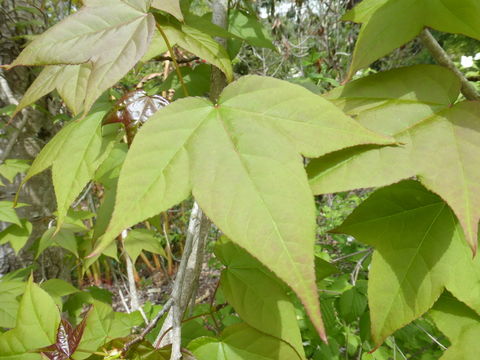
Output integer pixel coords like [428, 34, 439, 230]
[419, 28, 480, 101]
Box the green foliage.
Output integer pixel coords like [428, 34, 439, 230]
[345, 0, 480, 77]
[189, 323, 300, 360]
[2, 0, 480, 359]
[96, 75, 393, 340]
[310, 64, 480, 252]
[0, 278, 60, 359]
[335, 180, 480, 345]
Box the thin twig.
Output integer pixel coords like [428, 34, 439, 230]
[332, 248, 371, 263]
[413, 322, 447, 350]
[153, 55, 200, 64]
[122, 298, 174, 354]
[419, 28, 480, 101]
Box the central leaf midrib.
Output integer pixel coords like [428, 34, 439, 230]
[213, 110, 309, 294]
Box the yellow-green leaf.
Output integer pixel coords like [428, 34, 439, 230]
[94, 75, 394, 340]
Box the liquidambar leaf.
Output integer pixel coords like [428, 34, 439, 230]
[215, 238, 305, 359]
[344, 0, 480, 77]
[20, 106, 115, 229]
[0, 278, 60, 359]
[309, 65, 480, 252]
[189, 323, 300, 360]
[8, 0, 155, 114]
[430, 293, 480, 359]
[95, 75, 394, 340]
[334, 180, 480, 346]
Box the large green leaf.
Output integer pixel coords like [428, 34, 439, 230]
[20, 107, 115, 229]
[309, 65, 480, 252]
[93, 75, 393, 340]
[0, 278, 60, 359]
[344, 0, 480, 76]
[189, 323, 300, 360]
[430, 294, 480, 359]
[334, 180, 480, 346]
[8, 0, 155, 114]
[215, 238, 305, 359]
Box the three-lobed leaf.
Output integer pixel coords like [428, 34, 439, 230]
[94, 75, 394, 340]
[309, 65, 480, 252]
[334, 180, 480, 345]
[344, 0, 480, 76]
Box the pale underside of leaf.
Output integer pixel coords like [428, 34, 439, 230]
[10, 0, 155, 114]
[151, 0, 183, 20]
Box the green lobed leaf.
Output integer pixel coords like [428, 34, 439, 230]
[124, 228, 166, 261]
[94, 75, 394, 340]
[21, 106, 116, 230]
[0, 220, 33, 254]
[0, 278, 60, 359]
[9, 0, 155, 114]
[344, 0, 480, 77]
[189, 322, 300, 360]
[309, 65, 480, 252]
[215, 238, 306, 359]
[334, 180, 480, 346]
